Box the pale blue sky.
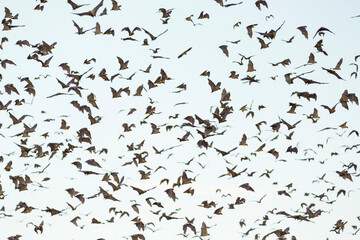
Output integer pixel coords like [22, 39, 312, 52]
[0, 0, 360, 239]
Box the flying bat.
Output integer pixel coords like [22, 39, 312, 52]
[178, 47, 192, 58]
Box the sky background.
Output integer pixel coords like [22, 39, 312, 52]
[1, 0, 360, 239]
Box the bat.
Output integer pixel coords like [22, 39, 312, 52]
[178, 47, 192, 58]
[74, 0, 103, 17]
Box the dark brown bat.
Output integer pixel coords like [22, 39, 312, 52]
[0, 37, 8, 49]
[0, 100, 11, 110]
[131, 186, 156, 195]
[322, 67, 344, 80]
[121, 27, 141, 36]
[314, 40, 327, 55]
[257, 37, 270, 49]
[246, 24, 257, 38]
[297, 26, 308, 39]
[178, 47, 192, 58]
[4, 84, 19, 95]
[313, 27, 335, 38]
[215, 0, 243, 7]
[9, 113, 32, 125]
[111, 0, 121, 10]
[247, 60, 256, 71]
[117, 56, 129, 70]
[239, 183, 254, 192]
[67, 0, 89, 10]
[165, 188, 177, 201]
[219, 45, 229, 57]
[298, 76, 327, 85]
[74, 0, 103, 17]
[158, 8, 173, 18]
[35, 56, 53, 68]
[207, 79, 221, 92]
[0, 59, 16, 69]
[257, 21, 285, 39]
[281, 118, 302, 130]
[255, 0, 268, 10]
[142, 28, 168, 41]
[283, 36, 294, 43]
[270, 59, 291, 67]
[214, 147, 237, 156]
[333, 58, 343, 70]
[198, 11, 210, 19]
